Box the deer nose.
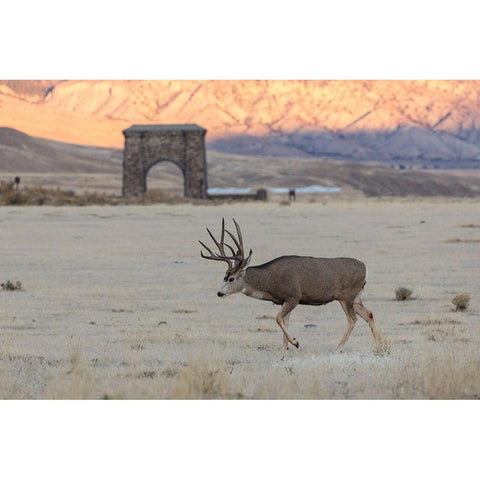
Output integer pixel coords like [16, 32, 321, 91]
[217, 292, 225, 297]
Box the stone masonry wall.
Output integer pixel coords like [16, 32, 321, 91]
[122, 126, 208, 198]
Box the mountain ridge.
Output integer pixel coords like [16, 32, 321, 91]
[1, 80, 480, 166]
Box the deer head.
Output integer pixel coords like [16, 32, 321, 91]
[199, 218, 252, 297]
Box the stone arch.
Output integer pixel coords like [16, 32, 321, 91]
[122, 124, 208, 198]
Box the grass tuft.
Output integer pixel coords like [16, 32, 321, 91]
[372, 331, 392, 356]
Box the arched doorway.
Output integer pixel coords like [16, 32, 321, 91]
[143, 158, 186, 196]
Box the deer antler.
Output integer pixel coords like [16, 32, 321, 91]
[199, 218, 237, 269]
[199, 218, 250, 273]
[224, 218, 245, 258]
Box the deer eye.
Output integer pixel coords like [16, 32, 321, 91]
[228, 277, 234, 282]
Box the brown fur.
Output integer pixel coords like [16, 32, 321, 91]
[241, 256, 377, 351]
[245, 256, 366, 306]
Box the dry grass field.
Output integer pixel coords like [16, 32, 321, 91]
[0, 198, 479, 399]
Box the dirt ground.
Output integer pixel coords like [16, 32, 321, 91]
[0, 198, 479, 399]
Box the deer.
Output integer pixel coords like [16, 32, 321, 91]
[199, 218, 381, 352]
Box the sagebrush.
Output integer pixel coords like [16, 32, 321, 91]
[452, 294, 470, 311]
[395, 286, 414, 301]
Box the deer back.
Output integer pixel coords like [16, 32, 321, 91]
[244, 256, 366, 305]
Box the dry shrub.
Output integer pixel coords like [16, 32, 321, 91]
[41, 344, 99, 399]
[420, 315, 470, 346]
[0, 183, 188, 206]
[421, 316, 462, 326]
[445, 238, 480, 244]
[1, 280, 22, 291]
[452, 294, 470, 311]
[46, 367, 98, 399]
[126, 331, 149, 351]
[2, 342, 480, 399]
[402, 347, 480, 399]
[0, 343, 101, 399]
[172, 360, 243, 399]
[0, 183, 118, 206]
[395, 286, 414, 301]
[134, 190, 188, 205]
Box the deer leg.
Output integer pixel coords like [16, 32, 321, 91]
[282, 313, 291, 350]
[276, 300, 299, 349]
[336, 300, 358, 352]
[353, 296, 379, 342]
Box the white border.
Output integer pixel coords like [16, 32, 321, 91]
[1, 401, 478, 480]
[2, 1, 480, 79]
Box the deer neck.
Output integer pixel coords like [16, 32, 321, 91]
[240, 268, 272, 301]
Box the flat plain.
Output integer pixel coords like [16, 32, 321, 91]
[0, 198, 479, 399]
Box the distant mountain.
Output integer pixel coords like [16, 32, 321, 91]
[0, 80, 65, 101]
[1, 80, 480, 167]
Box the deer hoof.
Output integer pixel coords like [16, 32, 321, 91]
[294, 339, 299, 348]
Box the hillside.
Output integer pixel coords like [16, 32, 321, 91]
[1, 80, 480, 167]
[1, 128, 480, 197]
[0, 127, 121, 173]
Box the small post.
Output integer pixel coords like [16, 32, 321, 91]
[14, 177, 20, 191]
[255, 188, 268, 201]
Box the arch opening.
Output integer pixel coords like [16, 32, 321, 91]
[144, 158, 185, 197]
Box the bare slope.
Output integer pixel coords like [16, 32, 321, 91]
[0, 127, 121, 173]
[2, 80, 480, 166]
[1, 128, 480, 197]
[207, 151, 480, 197]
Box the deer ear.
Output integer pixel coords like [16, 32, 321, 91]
[242, 249, 253, 270]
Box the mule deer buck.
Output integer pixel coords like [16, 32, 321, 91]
[199, 219, 381, 352]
